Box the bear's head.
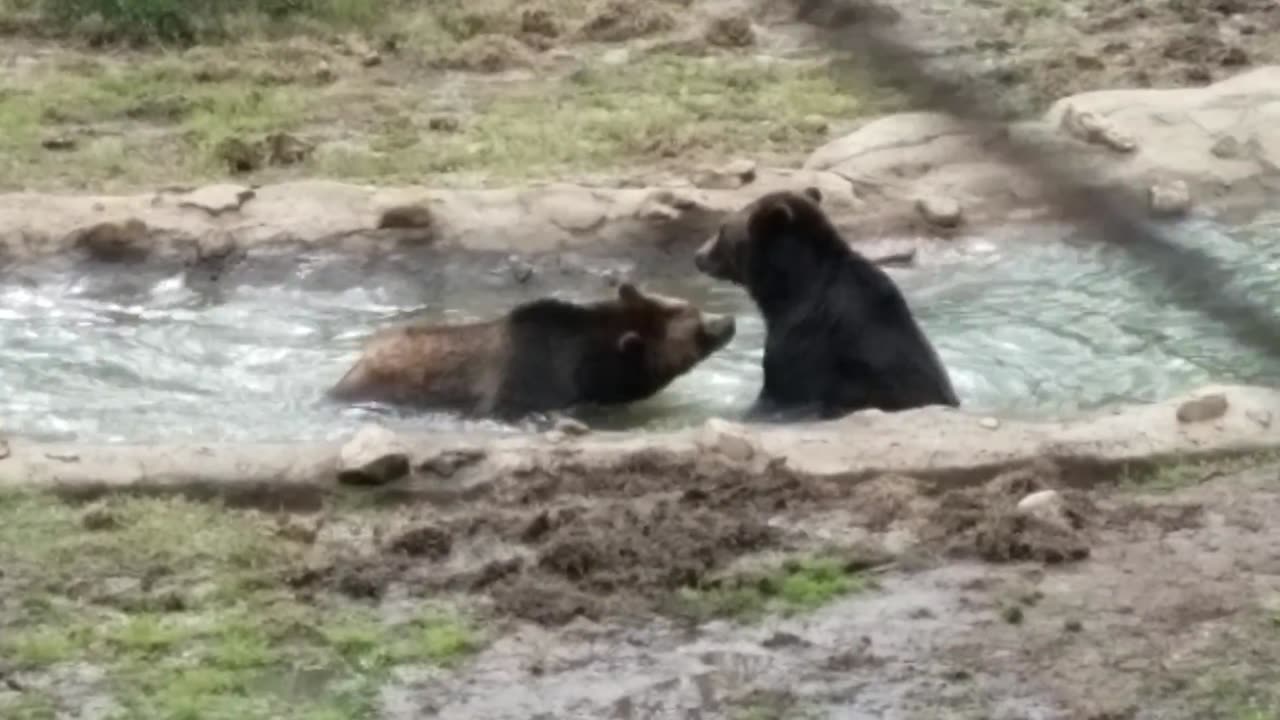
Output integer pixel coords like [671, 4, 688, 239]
[693, 186, 825, 286]
[611, 283, 736, 384]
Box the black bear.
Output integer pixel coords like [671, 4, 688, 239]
[328, 283, 737, 420]
[693, 186, 959, 421]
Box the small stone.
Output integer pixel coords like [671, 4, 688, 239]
[313, 61, 336, 84]
[1063, 619, 1084, 633]
[914, 195, 963, 228]
[1016, 489, 1061, 514]
[698, 418, 757, 463]
[378, 204, 434, 230]
[428, 116, 461, 133]
[418, 447, 486, 478]
[177, 183, 255, 216]
[1176, 393, 1228, 424]
[1060, 106, 1137, 154]
[361, 51, 383, 67]
[553, 417, 591, 436]
[41, 135, 77, 151]
[80, 503, 121, 531]
[1149, 180, 1192, 218]
[979, 417, 1000, 430]
[1246, 408, 1272, 428]
[338, 425, 411, 486]
[1211, 135, 1242, 159]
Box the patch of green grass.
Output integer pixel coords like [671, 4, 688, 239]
[0, 492, 484, 720]
[671, 554, 876, 623]
[0, 47, 882, 189]
[1117, 451, 1280, 495]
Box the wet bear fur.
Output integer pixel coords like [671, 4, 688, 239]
[694, 186, 960, 422]
[327, 283, 737, 419]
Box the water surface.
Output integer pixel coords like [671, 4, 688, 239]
[2, 215, 1278, 444]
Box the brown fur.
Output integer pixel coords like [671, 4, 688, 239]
[328, 283, 736, 419]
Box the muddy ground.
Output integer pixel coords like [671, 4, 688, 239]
[3, 452, 1280, 718]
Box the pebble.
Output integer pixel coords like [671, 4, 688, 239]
[1175, 393, 1229, 424]
[979, 417, 1000, 430]
[337, 424, 411, 486]
[915, 195, 963, 228]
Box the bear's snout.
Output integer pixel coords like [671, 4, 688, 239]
[702, 313, 736, 348]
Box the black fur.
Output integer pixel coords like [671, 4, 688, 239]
[694, 187, 959, 422]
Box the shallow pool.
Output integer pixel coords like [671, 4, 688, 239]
[2, 215, 1278, 444]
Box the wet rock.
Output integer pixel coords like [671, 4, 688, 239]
[698, 418, 757, 464]
[704, 14, 755, 48]
[418, 447, 486, 478]
[176, 183, 255, 216]
[1148, 179, 1192, 217]
[41, 134, 76, 151]
[80, 503, 121, 531]
[338, 425, 411, 486]
[914, 194, 963, 228]
[1060, 105, 1138, 153]
[979, 417, 1001, 430]
[73, 218, 149, 262]
[694, 158, 757, 190]
[428, 115, 461, 133]
[1176, 393, 1229, 424]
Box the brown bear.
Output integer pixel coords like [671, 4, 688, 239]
[694, 186, 959, 422]
[327, 282, 737, 419]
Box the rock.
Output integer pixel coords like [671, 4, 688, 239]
[979, 417, 1001, 430]
[361, 51, 383, 67]
[1016, 489, 1062, 515]
[176, 183, 255, 216]
[1176, 393, 1229, 424]
[694, 158, 757, 190]
[41, 135, 76, 151]
[387, 524, 452, 559]
[1246, 408, 1272, 428]
[313, 61, 336, 84]
[1059, 105, 1138, 153]
[698, 418, 757, 463]
[1148, 179, 1192, 218]
[914, 195, 963, 228]
[377, 204, 434, 230]
[73, 218, 149, 262]
[1210, 135, 1242, 159]
[520, 5, 561, 37]
[338, 425, 411, 486]
[418, 447, 486, 478]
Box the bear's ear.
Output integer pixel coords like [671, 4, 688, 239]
[802, 186, 823, 204]
[617, 282, 644, 305]
[617, 331, 645, 355]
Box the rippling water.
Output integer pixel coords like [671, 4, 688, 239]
[2, 215, 1278, 444]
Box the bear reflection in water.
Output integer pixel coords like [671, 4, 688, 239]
[695, 186, 960, 422]
[327, 282, 736, 421]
